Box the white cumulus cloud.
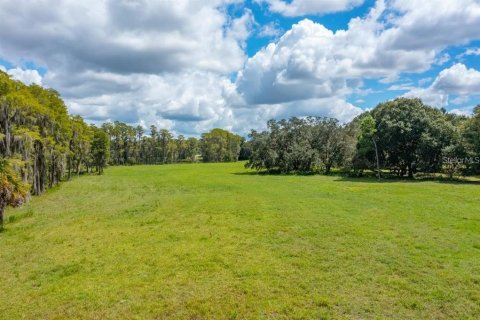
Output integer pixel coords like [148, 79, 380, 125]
[404, 63, 480, 107]
[0, 0, 250, 75]
[1, 0, 480, 135]
[6, 68, 42, 85]
[258, 0, 365, 16]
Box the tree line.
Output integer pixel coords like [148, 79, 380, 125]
[246, 98, 480, 178]
[100, 123, 244, 166]
[0, 71, 243, 228]
[1, 72, 479, 228]
[0, 71, 110, 196]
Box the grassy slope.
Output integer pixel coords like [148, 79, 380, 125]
[0, 163, 479, 319]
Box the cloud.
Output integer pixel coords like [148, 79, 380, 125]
[226, 97, 363, 134]
[388, 83, 415, 91]
[450, 96, 469, 105]
[432, 63, 480, 96]
[257, 22, 283, 38]
[1, 0, 480, 136]
[63, 71, 226, 129]
[237, 0, 480, 117]
[404, 87, 449, 108]
[418, 77, 433, 86]
[449, 108, 473, 116]
[404, 63, 480, 107]
[435, 53, 450, 65]
[0, 0, 256, 135]
[0, 0, 250, 75]
[236, 1, 435, 106]
[6, 67, 43, 85]
[384, 0, 480, 51]
[61, 67, 361, 136]
[60, 70, 259, 135]
[1, 0, 366, 132]
[456, 48, 480, 60]
[274, 97, 362, 122]
[258, 0, 365, 17]
[464, 48, 480, 56]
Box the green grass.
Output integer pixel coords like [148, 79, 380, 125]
[1, 162, 479, 319]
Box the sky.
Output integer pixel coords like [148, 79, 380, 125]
[0, 0, 480, 136]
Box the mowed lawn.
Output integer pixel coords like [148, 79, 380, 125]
[1, 163, 479, 319]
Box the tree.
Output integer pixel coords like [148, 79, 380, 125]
[245, 130, 277, 172]
[176, 135, 187, 161]
[68, 115, 93, 178]
[158, 129, 173, 164]
[201, 129, 242, 162]
[310, 117, 350, 174]
[246, 117, 353, 174]
[463, 105, 480, 174]
[441, 143, 467, 179]
[91, 127, 110, 174]
[1, 71, 74, 195]
[369, 98, 455, 178]
[360, 114, 381, 180]
[0, 158, 29, 230]
[238, 137, 252, 161]
[185, 137, 199, 162]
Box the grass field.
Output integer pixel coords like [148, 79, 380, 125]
[1, 162, 479, 319]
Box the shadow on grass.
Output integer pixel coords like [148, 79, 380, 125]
[333, 176, 480, 185]
[232, 170, 480, 185]
[232, 170, 317, 176]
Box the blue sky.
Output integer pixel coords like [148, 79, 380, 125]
[0, 0, 479, 135]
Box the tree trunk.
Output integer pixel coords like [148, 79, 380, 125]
[4, 118, 11, 157]
[49, 156, 55, 188]
[325, 163, 331, 175]
[68, 157, 72, 180]
[372, 138, 381, 181]
[33, 141, 46, 195]
[0, 204, 5, 231]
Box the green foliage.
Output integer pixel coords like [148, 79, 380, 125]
[0, 157, 29, 229]
[351, 99, 477, 178]
[1, 73, 65, 194]
[3, 72, 479, 192]
[246, 117, 354, 173]
[360, 114, 376, 138]
[463, 105, 480, 174]
[68, 115, 93, 177]
[371, 98, 454, 176]
[441, 143, 467, 179]
[1, 72, 244, 196]
[90, 127, 110, 174]
[99, 122, 242, 165]
[200, 128, 242, 162]
[101, 121, 202, 165]
[247, 98, 478, 179]
[357, 114, 381, 179]
[0, 72, 102, 195]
